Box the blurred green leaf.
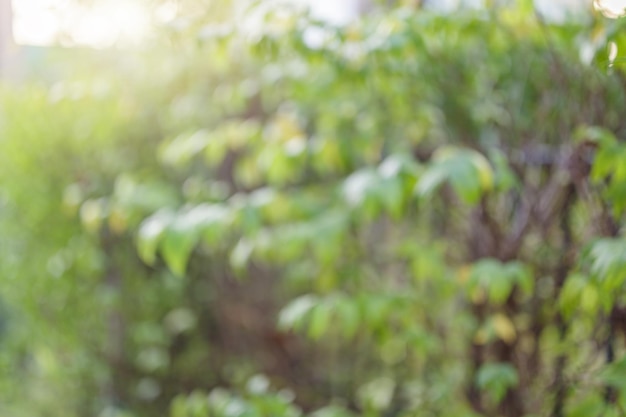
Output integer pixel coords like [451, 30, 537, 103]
[417, 147, 493, 204]
[476, 363, 518, 404]
[559, 274, 589, 319]
[278, 295, 319, 331]
[160, 130, 212, 167]
[357, 377, 395, 411]
[469, 259, 530, 305]
[308, 301, 332, 340]
[335, 296, 361, 340]
[137, 209, 175, 265]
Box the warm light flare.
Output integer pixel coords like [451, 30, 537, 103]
[70, 2, 150, 48]
[594, 0, 626, 18]
[12, 0, 151, 47]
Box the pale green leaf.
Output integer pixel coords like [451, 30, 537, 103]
[161, 221, 199, 277]
[278, 295, 319, 331]
[415, 164, 447, 197]
[136, 209, 175, 265]
[230, 238, 254, 271]
[343, 169, 380, 207]
[589, 238, 626, 283]
[416, 146, 493, 204]
[335, 296, 360, 339]
[160, 129, 212, 167]
[308, 302, 332, 340]
[357, 377, 395, 411]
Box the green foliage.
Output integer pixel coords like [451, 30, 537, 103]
[588, 238, 626, 299]
[476, 363, 519, 404]
[3, 2, 626, 417]
[417, 146, 494, 205]
[169, 379, 358, 417]
[468, 259, 532, 305]
[588, 129, 626, 215]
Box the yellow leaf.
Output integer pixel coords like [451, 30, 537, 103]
[457, 265, 471, 284]
[80, 199, 105, 234]
[108, 207, 128, 235]
[474, 328, 489, 345]
[471, 153, 495, 191]
[492, 313, 517, 344]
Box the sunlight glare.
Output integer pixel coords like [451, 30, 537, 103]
[155, 1, 179, 24]
[13, 0, 60, 46]
[70, 2, 150, 48]
[594, 0, 626, 18]
[13, 0, 151, 47]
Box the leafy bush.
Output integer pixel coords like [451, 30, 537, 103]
[2, 3, 626, 417]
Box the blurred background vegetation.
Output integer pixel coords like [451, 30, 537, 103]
[3, 1, 626, 416]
